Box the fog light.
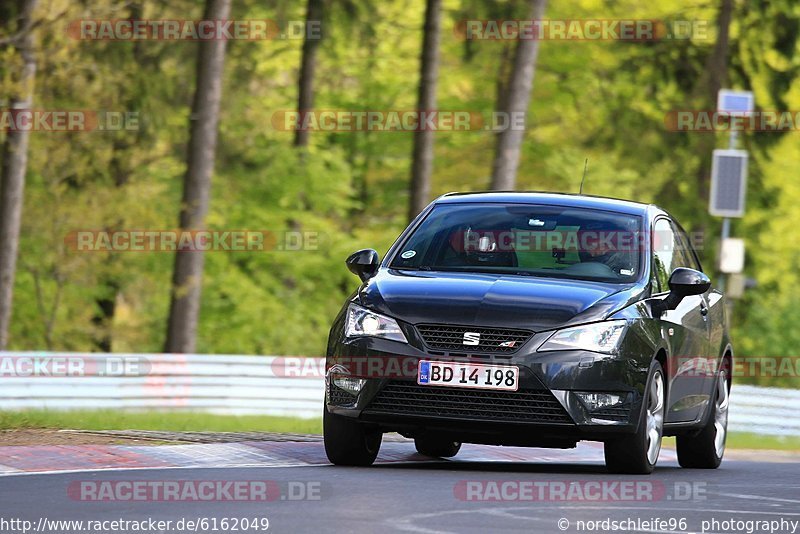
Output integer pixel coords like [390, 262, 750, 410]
[332, 374, 367, 395]
[575, 392, 624, 411]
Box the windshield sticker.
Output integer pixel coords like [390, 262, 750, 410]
[401, 250, 417, 259]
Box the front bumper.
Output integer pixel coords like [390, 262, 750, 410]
[325, 329, 654, 445]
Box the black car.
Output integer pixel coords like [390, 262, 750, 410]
[324, 192, 732, 474]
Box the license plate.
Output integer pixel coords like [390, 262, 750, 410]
[417, 360, 519, 391]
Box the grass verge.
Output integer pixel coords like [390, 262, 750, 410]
[723, 432, 800, 452]
[0, 410, 322, 434]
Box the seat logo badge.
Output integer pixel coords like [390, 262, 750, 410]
[499, 340, 516, 348]
[463, 332, 481, 345]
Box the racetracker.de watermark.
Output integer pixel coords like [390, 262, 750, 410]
[434, 229, 705, 254]
[666, 110, 800, 132]
[455, 19, 709, 41]
[0, 355, 150, 377]
[269, 355, 800, 381]
[68, 480, 322, 502]
[64, 230, 319, 252]
[68, 19, 320, 40]
[272, 356, 419, 379]
[0, 110, 139, 132]
[271, 110, 528, 132]
[676, 356, 800, 379]
[454, 480, 706, 502]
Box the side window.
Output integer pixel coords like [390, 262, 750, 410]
[651, 219, 675, 293]
[670, 221, 701, 272]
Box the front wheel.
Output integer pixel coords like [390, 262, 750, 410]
[323, 407, 382, 466]
[676, 369, 729, 469]
[604, 361, 665, 474]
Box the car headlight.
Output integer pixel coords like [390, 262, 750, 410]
[345, 303, 408, 343]
[538, 320, 627, 354]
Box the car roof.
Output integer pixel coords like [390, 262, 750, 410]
[434, 191, 665, 219]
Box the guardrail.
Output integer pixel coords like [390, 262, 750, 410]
[1, 352, 798, 436]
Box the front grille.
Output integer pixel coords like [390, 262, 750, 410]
[364, 380, 573, 424]
[416, 324, 533, 353]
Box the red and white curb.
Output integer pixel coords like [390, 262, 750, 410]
[0, 441, 683, 476]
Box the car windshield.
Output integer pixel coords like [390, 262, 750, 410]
[390, 203, 644, 283]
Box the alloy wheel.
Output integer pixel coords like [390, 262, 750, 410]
[714, 373, 730, 458]
[646, 371, 665, 465]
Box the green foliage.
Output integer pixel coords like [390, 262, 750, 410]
[1, 0, 799, 391]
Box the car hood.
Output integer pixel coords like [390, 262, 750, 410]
[358, 269, 645, 331]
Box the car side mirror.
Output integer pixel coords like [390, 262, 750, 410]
[663, 267, 711, 311]
[346, 249, 380, 282]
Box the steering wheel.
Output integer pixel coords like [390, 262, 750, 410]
[562, 261, 619, 278]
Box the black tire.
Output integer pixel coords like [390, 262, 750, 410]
[323, 407, 381, 466]
[414, 436, 462, 458]
[676, 368, 729, 469]
[604, 361, 666, 475]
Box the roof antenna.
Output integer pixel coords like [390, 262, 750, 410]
[579, 158, 588, 194]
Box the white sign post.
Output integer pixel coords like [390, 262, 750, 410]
[711, 89, 753, 298]
[719, 238, 745, 274]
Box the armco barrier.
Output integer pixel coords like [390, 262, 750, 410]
[1, 352, 798, 436]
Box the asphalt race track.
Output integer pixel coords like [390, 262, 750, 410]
[1, 439, 799, 534]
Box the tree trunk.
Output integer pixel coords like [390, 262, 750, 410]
[294, 0, 323, 148]
[490, 0, 546, 191]
[0, 0, 37, 351]
[407, 0, 442, 221]
[687, 0, 733, 270]
[164, 0, 231, 354]
[695, 0, 733, 202]
[705, 0, 733, 105]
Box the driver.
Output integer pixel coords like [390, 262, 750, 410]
[577, 223, 634, 275]
[460, 228, 518, 267]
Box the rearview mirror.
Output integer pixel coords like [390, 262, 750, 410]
[663, 267, 711, 310]
[346, 249, 380, 282]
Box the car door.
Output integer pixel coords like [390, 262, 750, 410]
[671, 220, 724, 382]
[651, 218, 712, 423]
